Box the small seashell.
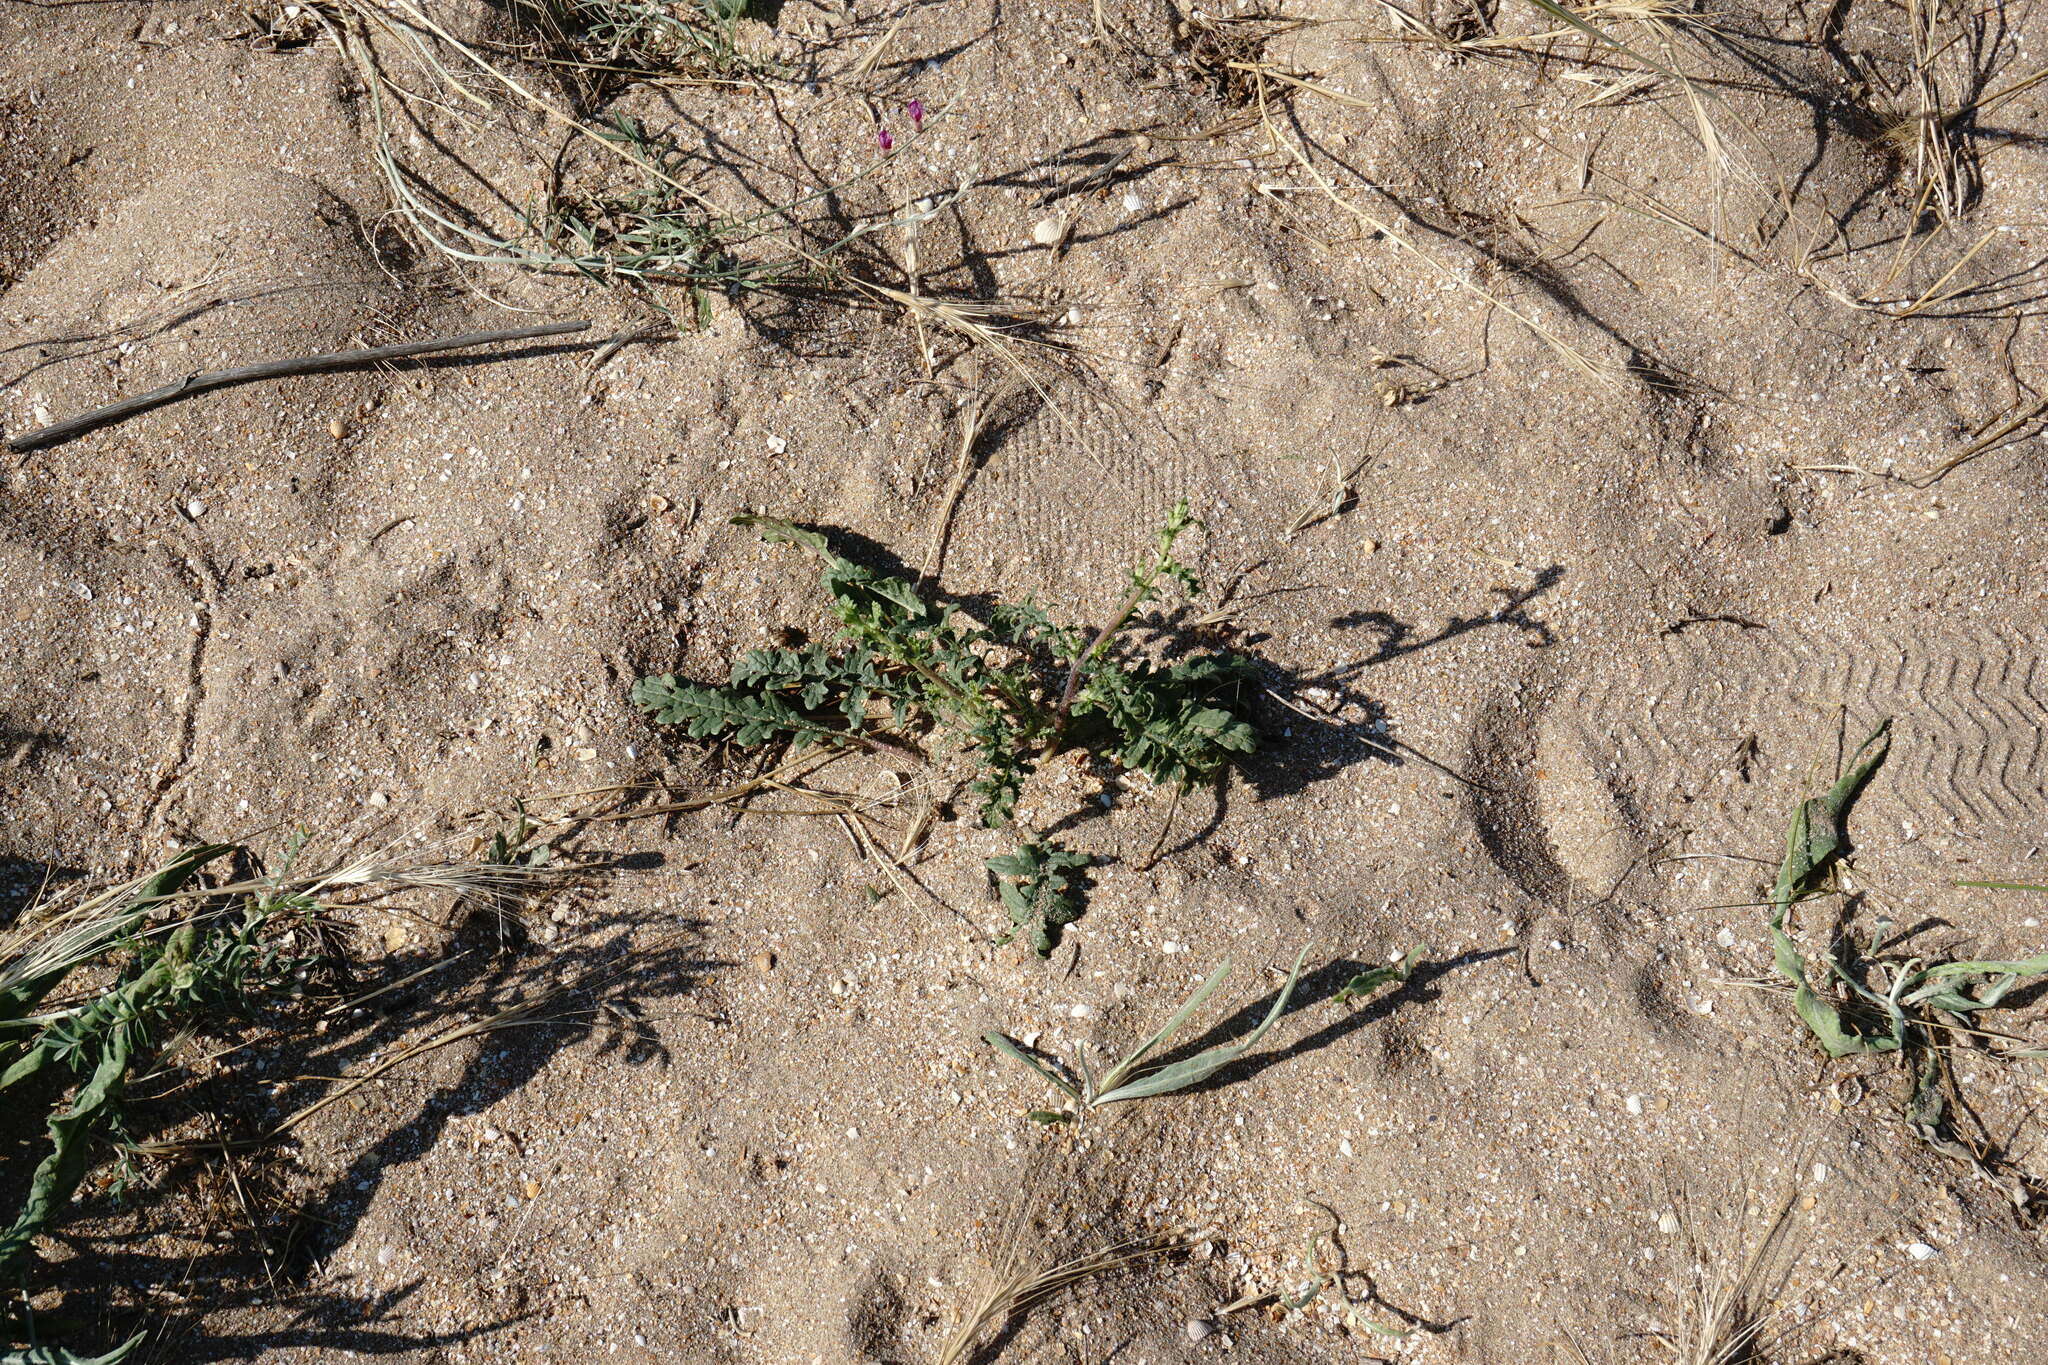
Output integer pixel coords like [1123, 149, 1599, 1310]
[753, 950, 777, 973]
[1184, 1318, 1215, 1343]
[1031, 216, 1064, 246]
[329, 417, 347, 440]
[1657, 1211, 1680, 1235]
[1906, 1241, 1938, 1261]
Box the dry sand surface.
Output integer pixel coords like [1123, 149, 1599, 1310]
[3, 1, 2048, 1361]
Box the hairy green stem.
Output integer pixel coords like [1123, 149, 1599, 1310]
[1051, 579, 1150, 739]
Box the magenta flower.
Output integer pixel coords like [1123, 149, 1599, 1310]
[907, 98, 926, 130]
[877, 127, 894, 151]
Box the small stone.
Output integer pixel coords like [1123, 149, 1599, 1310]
[1184, 1318, 1215, 1343]
[753, 950, 777, 973]
[329, 418, 347, 440]
[765, 435, 788, 454]
[572, 746, 597, 762]
[1624, 1093, 1644, 1116]
[1031, 216, 1064, 246]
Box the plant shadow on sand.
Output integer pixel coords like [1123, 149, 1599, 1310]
[17, 862, 723, 1363]
[1134, 949, 1511, 1103]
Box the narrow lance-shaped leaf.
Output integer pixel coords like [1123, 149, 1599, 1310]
[1, 1336, 145, 1365]
[981, 1029, 1082, 1105]
[1089, 956, 1236, 1098]
[1093, 949, 1309, 1106]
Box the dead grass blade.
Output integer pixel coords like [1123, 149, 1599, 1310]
[936, 1233, 1189, 1365]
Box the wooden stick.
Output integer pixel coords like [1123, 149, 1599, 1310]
[5, 320, 592, 453]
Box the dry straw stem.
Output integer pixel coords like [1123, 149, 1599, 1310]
[848, 3, 914, 79]
[1553, 1184, 1847, 1364]
[1656, 1191, 1811, 1365]
[1, 839, 563, 1000]
[336, 0, 718, 212]
[922, 377, 1021, 583]
[936, 1232, 1189, 1365]
[1248, 85, 1626, 387]
[1798, 393, 2048, 486]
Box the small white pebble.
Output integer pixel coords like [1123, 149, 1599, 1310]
[1624, 1093, 1644, 1116]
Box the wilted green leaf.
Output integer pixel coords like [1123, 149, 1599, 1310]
[988, 841, 1091, 957]
[1336, 950, 1419, 1004]
[2, 1335, 144, 1365]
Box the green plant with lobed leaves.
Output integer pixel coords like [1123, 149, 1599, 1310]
[632, 504, 1260, 953]
[986, 842, 1092, 957]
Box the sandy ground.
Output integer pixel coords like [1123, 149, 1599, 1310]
[3, 1, 2048, 1361]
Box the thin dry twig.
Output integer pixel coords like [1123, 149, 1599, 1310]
[6, 322, 590, 453]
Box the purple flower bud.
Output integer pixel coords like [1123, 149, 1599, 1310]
[907, 98, 926, 130]
[877, 127, 894, 151]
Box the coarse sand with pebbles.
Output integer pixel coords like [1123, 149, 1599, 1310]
[3, 2, 2047, 1362]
